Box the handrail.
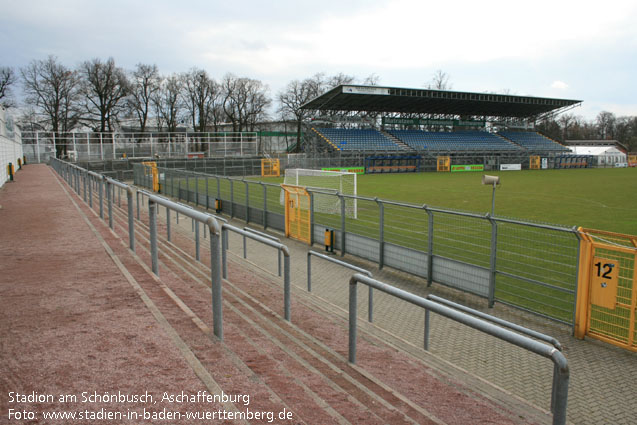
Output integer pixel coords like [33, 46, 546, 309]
[51, 158, 225, 341]
[348, 273, 569, 425]
[426, 294, 562, 351]
[307, 251, 374, 323]
[221, 223, 291, 322]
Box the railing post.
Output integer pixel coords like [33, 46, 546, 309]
[127, 188, 135, 252]
[149, 200, 159, 276]
[348, 277, 358, 363]
[136, 190, 140, 220]
[195, 175, 199, 206]
[551, 352, 570, 425]
[209, 220, 223, 340]
[83, 171, 87, 202]
[426, 206, 434, 286]
[487, 215, 498, 308]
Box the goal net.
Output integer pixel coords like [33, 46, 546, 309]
[280, 168, 357, 218]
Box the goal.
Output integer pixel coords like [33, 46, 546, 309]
[281, 168, 357, 218]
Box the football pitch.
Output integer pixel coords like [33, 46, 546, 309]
[351, 167, 637, 235]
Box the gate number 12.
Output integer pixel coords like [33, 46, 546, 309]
[594, 262, 614, 279]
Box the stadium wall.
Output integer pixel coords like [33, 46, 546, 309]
[0, 107, 23, 188]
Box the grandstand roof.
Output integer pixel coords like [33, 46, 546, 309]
[301, 85, 581, 119]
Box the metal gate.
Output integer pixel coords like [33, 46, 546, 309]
[437, 156, 450, 172]
[529, 155, 540, 170]
[281, 184, 311, 244]
[575, 228, 637, 351]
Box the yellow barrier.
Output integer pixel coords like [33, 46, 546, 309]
[281, 184, 311, 245]
[575, 227, 637, 351]
[529, 155, 541, 170]
[261, 158, 280, 177]
[437, 156, 450, 172]
[141, 161, 160, 192]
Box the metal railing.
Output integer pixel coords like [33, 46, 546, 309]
[347, 273, 569, 425]
[135, 163, 581, 326]
[51, 158, 294, 341]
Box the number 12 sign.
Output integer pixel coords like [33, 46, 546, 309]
[590, 257, 619, 310]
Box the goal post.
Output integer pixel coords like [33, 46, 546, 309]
[280, 168, 357, 219]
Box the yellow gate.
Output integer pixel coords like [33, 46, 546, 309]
[437, 156, 450, 172]
[141, 161, 160, 192]
[529, 156, 541, 169]
[261, 158, 280, 177]
[575, 228, 637, 351]
[281, 184, 311, 244]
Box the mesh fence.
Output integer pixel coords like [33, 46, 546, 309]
[134, 164, 580, 324]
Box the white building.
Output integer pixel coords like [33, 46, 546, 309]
[566, 140, 627, 167]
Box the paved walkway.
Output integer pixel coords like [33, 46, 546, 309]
[214, 188, 637, 425]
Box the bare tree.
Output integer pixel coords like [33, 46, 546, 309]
[80, 57, 129, 132]
[128, 63, 160, 132]
[222, 74, 271, 133]
[596, 111, 616, 140]
[152, 74, 183, 133]
[0, 66, 17, 107]
[181, 68, 219, 133]
[21, 56, 82, 157]
[427, 70, 452, 90]
[277, 78, 322, 151]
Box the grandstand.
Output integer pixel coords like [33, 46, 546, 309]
[300, 85, 581, 169]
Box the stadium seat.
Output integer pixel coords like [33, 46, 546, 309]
[387, 130, 519, 152]
[314, 128, 402, 151]
[498, 131, 569, 151]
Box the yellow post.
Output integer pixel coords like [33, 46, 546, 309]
[574, 227, 592, 339]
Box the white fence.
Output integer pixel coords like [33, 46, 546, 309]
[0, 107, 23, 188]
[21, 131, 259, 163]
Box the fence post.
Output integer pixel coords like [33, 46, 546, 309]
[307, 252, 312, 292]
[377, 198, 384, 269]
[195, 175, 199, 206]
[149, 200, 159, 276]
[262, 182, 268, 230]
[206, 177, 209, 210]
[136, 190, 140, 220]
[340, 193, 346, 257]
[426, 207, 434, 287]
[88, 173, 93, 208]
[309, 192, 315, 245]
[127, 188, 135, 252]
[244, 181, 250, 224]
[99, 177, 104, 219]
[424, 308, 431, 350]
[487, 215, 498, 308]
[230, 179, 234, 218]
[83, 171, 87, 202]
[107, 181, 113, 229]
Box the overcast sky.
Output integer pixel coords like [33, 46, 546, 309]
[2, 0, 636, 119]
